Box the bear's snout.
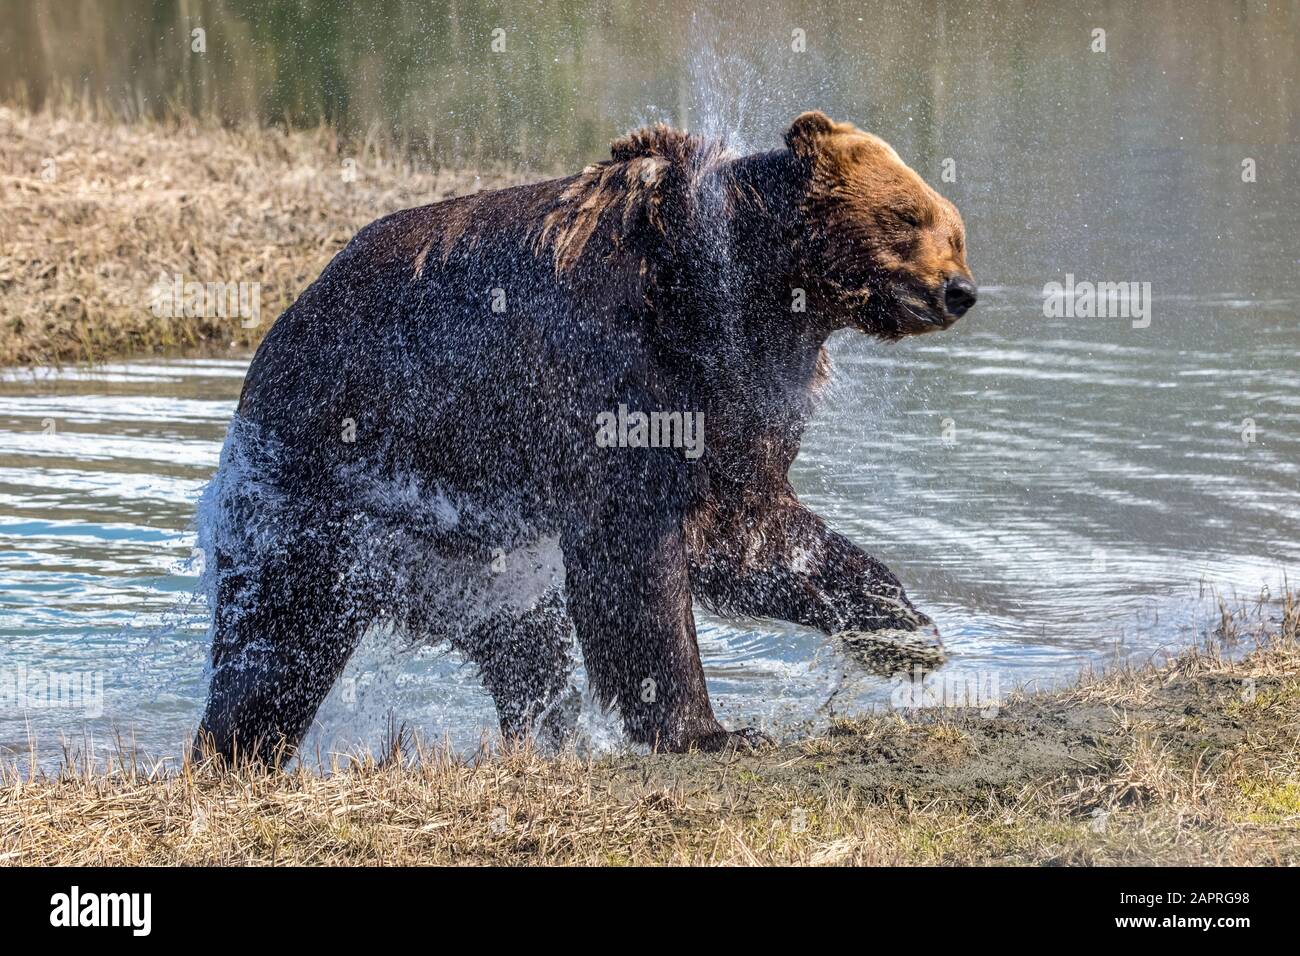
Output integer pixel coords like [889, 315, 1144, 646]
[944, 276, 978, 318]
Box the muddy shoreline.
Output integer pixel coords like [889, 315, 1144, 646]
[3, 594, 1297, 866]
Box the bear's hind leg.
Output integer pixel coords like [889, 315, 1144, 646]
[456, 589, 579, 749]
[195, 543, 366, 767]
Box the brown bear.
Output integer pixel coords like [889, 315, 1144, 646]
[194, 110, 976, 764]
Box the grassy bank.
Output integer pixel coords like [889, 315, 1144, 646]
[0, 104, 534, 366]
[3, 593, 1297, 866]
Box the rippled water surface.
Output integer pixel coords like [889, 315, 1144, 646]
[3, 298, 1297, 764]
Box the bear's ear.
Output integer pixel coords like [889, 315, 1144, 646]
[784, 111, 837, 158]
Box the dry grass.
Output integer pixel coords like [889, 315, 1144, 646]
[3, 592, 1297, 866]
[0, 102, 537, 366]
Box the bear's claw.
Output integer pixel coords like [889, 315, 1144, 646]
[835, 626, 947, 675]
[726, 727, 776, 753]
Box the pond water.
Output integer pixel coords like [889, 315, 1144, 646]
[0, 0, 1297, 765]
[2, 299, 1296, 764]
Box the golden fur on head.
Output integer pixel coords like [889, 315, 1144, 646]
[786, 110, 973, 335]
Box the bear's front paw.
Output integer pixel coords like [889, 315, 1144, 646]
[835, 625, 947, 675]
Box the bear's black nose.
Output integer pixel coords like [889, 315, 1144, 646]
[944, 277, 978, 317]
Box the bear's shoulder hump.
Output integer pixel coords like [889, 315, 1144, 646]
[609, 124, 728, 169]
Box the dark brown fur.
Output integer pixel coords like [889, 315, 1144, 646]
[195, 112, 975, 764]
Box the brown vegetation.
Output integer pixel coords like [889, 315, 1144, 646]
[0, 103, 534, 366]
[3, 591, 1297, 866]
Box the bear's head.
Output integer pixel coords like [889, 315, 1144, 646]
[785, 111, 976, 339]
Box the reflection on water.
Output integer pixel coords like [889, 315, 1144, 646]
[0, 0, 1297, 764]
[4, 2, 1297, 164]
